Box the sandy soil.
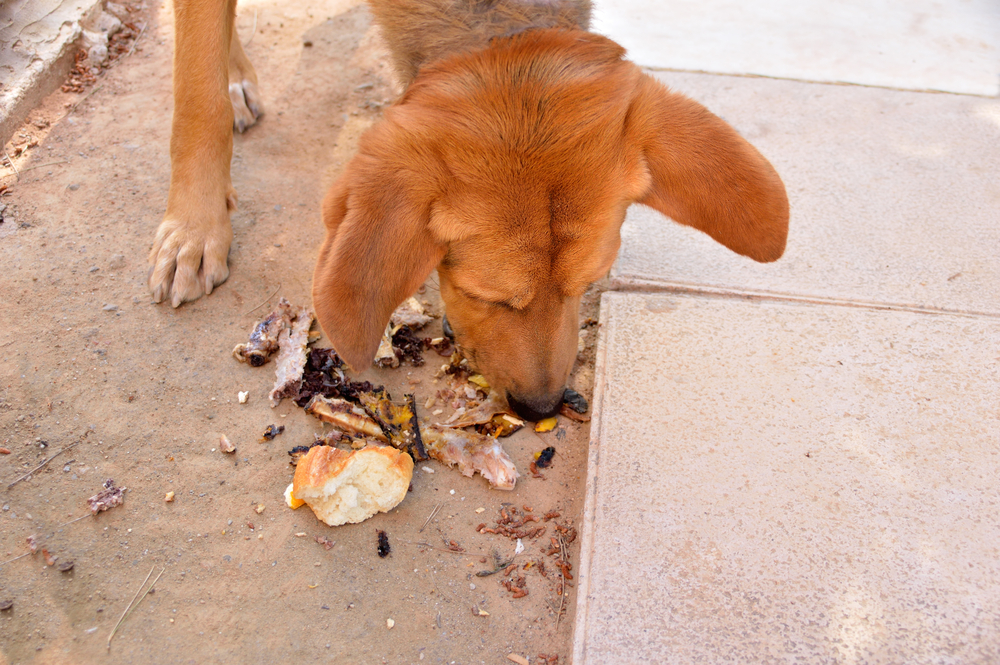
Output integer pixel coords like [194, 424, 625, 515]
[0, 1, 601, 663]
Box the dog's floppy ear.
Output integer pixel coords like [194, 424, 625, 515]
[312, 152, 446, 370]
[629, 74, 789, 262]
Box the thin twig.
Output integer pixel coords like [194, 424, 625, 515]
[108, 566, 159, 649]
[6, 431, 89, 490]
[3, 151, 19, 180]
[243, 8, 258, 47]
[118, 567, 164, 630]
[419, 502, 442, 533]
[16, 159, 70, 174]
[60, 84, 104, 122]
[403, 540, 489, 558]
[56, 513, 92, 528]
[556, 533, 567, 627]
[0, 552, 32, 567]
[126, 23, 147, 58]
[243, 283, 281, 315]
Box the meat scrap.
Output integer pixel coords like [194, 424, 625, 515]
[423, 425, 519, 490]
[305, 395, 387, 441]
[232, 299, 293, 366]
[269, 305, 316, 406]
[390, 297, 434, 329]
[88, 479, 126, 514]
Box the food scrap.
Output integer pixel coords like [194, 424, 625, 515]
[390, 297, 434, 329]
[260, 424, 285, 441]
[292, 445, 413, 526]
[534, 417, 558, 433]
[423, 425, 519, 490]
[377, 529, 391, 558]
[315, 535, 335, 550]
[534, 446, 556, 469]
[305, 395, 387, 441]
[269, 304, 316, 406]
[284, 483, 304, 509]
[232, 299, 292, 366]
[357, 389, 428, 461]
[164, 491, 175, 502]
[87, 479, 126, 514]
[219, 434, 236, 453]
[562, 388, 588, 413]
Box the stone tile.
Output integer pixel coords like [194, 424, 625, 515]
[611, 72, 1000, 317]
[574, 292, 1000, 664]
[592, 0, 1000, 95]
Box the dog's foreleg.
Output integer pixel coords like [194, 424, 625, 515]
[149, 0, 237, 307]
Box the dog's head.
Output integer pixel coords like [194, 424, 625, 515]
[312, 30, 788, 420]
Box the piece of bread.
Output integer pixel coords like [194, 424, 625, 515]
[292, 444, 413, 526]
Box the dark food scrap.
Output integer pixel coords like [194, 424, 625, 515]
[87, 479, 126, 514]
[232, 299, 293, 367]
[562, 388, 589, 414]
[390, 325, 426, 366]
[534, 446, 556, 469]
[315, 535, 336, 551]
[294, 348, 373, 408]
[58, 561, 75, 572]
[375, 325, 427, 368]
[377, 530, 391, 558]
[261, 424, 285, 441]
[27, 534, 38, 554]
[288, 444, 317, 466]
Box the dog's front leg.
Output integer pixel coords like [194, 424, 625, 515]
[149, 0, 237, 307]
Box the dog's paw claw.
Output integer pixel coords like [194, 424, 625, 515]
[148, 215, 232, 307]
[230, 79, 263, 133]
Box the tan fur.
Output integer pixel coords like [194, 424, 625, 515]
[313, 26, 788, 418]
[368, 0, 592, 87]
[157, 0, 788, 419]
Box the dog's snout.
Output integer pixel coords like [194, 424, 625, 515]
[507, 391, 563, 422]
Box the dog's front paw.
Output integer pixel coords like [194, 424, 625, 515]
[230, 78, 263, 133]
[148, 197, 233, 307]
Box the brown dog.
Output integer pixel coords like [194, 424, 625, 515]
[151, 0, 788, 420]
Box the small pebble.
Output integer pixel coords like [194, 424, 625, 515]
[101, 304, 118, 312]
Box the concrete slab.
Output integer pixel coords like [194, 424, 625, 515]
[0, 0, 104, 146]
[612, 72, 1000, 317]
[592, 0, 1000, 96]
[574, 291, 1000, 664]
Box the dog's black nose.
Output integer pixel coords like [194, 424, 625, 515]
[507, 392, 563, 422]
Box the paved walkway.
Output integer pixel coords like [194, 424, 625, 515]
[576, 2, 1000, 663]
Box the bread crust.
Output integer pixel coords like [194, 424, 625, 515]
[292, 444, 414, 525]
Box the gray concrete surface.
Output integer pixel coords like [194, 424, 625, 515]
[575, 292, 1000, 664]
[593, 0, 1000, 96]
[0, 0, 105, 147]
[578, 2, 1000, 661]
[612, 71, 1000, 317]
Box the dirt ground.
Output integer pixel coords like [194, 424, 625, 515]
[0, 1, 602, 663]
